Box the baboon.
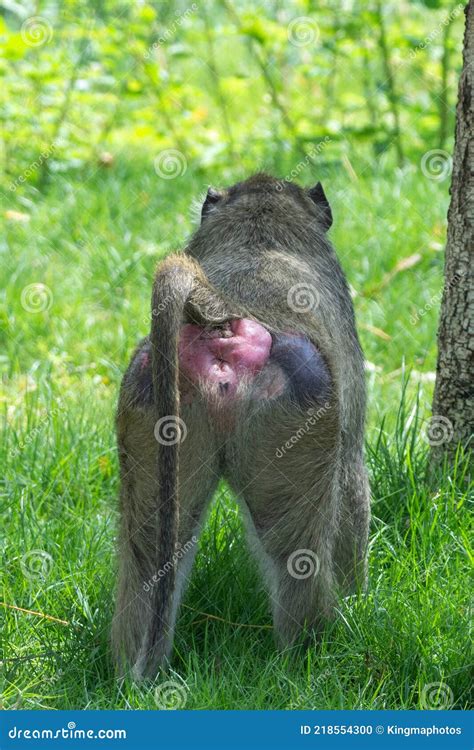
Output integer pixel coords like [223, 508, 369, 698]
[112, 174, 370, 679]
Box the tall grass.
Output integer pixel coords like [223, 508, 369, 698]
[1, 160, 471, 709]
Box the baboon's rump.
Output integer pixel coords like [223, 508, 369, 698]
[178, 318, 271, 399]
[178, 317, 332, 406]
[112, 174, 369, 680]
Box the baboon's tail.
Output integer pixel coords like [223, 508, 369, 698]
[138, 254, 230, 676]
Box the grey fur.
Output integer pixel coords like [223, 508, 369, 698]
[111, 174, 370, 679]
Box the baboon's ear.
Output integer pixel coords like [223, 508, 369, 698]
[201, 187, 223, 222]
[308, 182, 333, 231]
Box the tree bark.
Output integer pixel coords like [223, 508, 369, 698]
[432, 1, 474, 462]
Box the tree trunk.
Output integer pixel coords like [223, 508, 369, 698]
[431, 1, 473, 462]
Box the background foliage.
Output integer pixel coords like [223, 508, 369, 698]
[0, 0, 471, 711]
[1, 0, 466, 176]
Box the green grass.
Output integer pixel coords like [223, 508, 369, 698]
[1, 157, 471, 709]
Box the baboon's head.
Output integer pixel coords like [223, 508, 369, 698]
[200, 173, 333, 233]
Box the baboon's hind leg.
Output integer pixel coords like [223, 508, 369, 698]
[229, 402, 341, 651]
[238, 484, 339, 649]
[333, 455, 370, 594]
[112, 399, 219, 679]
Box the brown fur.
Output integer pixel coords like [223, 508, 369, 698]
[111, 174, 370, 679]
